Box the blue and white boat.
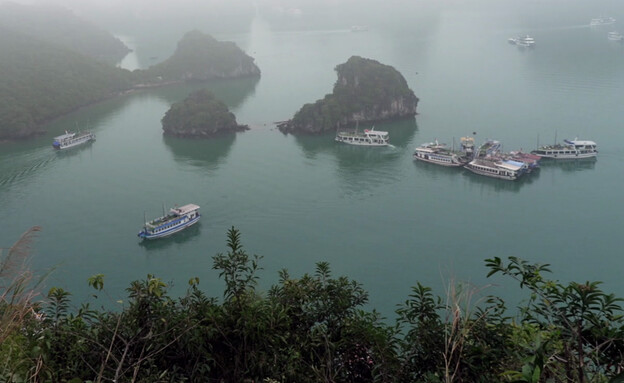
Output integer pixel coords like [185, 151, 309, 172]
[52, 130, 95, 150]
[138, 204, 200, 239]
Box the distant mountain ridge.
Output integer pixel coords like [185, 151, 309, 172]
[0, 2, 130, 64]
[0, 10, 260, 140]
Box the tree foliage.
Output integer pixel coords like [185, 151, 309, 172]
[2, 229, 624, 383]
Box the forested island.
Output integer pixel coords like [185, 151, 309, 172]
[2, 226, 624, 382]
[278, 56, 419, 134]
[0, 4, 260, 141]
[0, 2, 130, 65]
[141, 30, 261, 83]
[162, 89, 248, 137]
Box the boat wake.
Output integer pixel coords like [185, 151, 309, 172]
[0, 152, 56, 188]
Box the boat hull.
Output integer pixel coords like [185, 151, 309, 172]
[413, 153, 467, 167]
[336, 139, 388, 147]
[464, 161, 522, 180]
[531, 151, 597, 160]
[138, 214, 200, 239]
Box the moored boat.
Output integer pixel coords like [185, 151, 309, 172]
[52, 131, 95, 150]
[413, 137, 474, 167]
[530, 139, 597, 159]
[335, 126, 389, 146]
[507, 151, 541, 172]
[464, 158, 527, 180]
[138, 204, 201, 239]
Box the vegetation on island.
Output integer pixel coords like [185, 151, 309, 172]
[2, 226, 624, 382]
[279, 56, 419, 134]
[0, 27, 134, 139]
[0, 2, 130, 65]
[142, 30, 260, 83]
[162, 89, 248, 137]
[0, 5, 259, 141]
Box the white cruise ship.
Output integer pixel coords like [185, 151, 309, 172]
[335, 126, 389, 146]
[531, 139, 597, 159]
[52, 131, 95, 150]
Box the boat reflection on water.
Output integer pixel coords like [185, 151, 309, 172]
[461, 167, 540, 193]
[138, 221, 201, 251]
[413, 157, 465, 180]
[539, 157, 597, 172]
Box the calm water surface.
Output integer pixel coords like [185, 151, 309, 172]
[2, 0, 624, 316]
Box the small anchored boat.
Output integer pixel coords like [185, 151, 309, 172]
[531, 138, 597, 159]
[138, 204, 201, 239]
[413, 137, 474, 167]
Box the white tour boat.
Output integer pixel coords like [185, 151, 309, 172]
[530, 139, 597, 159]
[464, 158, 527, 181]
[413, 137, 474, 167]
[608, 31, 623, 41]
[335, 126, 389, 146]
[138, 204, 201, 239]
[52, 131, 95, 150]
[590, 17, 616, 26]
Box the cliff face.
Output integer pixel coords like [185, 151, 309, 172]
[148, 31, 261, 81]
[279, 56, 418, 134]
[161, 89, 248, 138]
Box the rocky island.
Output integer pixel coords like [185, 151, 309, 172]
[161, 89, 248, 137]
[0, 5, 260, 141]
[141, 30, 261, 83]
[278, 56, 418, 134]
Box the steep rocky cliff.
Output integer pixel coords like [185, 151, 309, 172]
[278, 56, 418, 134]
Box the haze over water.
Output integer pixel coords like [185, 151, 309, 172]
[1, 0, 624, 316]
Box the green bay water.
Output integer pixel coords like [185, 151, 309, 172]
[2, 0, 624, 316]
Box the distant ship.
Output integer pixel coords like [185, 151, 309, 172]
[350, 25, 369, 32]
[590, 17, 616, 26]
[608, 31, 623, 41]
[508, 35, 535, 47]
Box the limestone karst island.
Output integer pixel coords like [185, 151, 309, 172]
[161, 89, 248, 137]
[0, 3, 260, 141]
[278, 56, 419, 134]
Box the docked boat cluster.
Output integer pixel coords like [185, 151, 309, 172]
[413, 137, 597, 181]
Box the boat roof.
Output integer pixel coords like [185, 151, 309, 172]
[171, 204, 200, 215]
[364, 129, 388, 135]
[564, 139, 596, 146]
[53, 133, 75, 140]
[500, 161, 523, 171]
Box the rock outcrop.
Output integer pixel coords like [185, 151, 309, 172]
[278, 56, 418, 134]
[161, 89, 248, 138]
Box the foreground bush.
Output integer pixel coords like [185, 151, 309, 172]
[1, 227, 624, 382]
